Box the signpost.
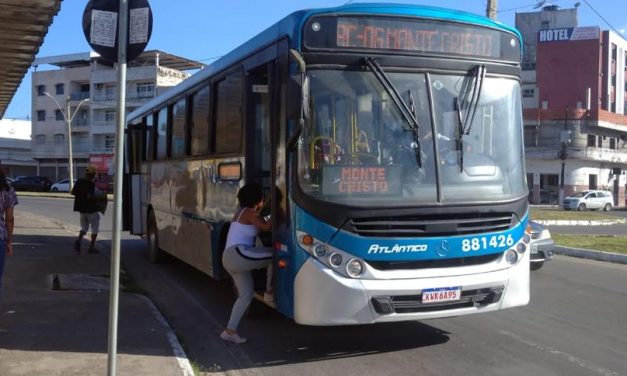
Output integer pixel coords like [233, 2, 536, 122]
[82, 1, 152, 375]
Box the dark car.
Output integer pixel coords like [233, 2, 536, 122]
[12, 176, 52, 192]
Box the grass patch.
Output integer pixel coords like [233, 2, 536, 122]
[530, 207, 623, 221]
[190, 359, 222, 375]
[552, 234, 627, 254]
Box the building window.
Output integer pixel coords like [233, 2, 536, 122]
[522, 62, 536, 70]
[54, 133, 65, 145]
[37, 85, 46, 96]
[55, 83, 64, 95]
[597, 136, 603, 148]
[587, 134, 596, 147]
[105, 109, 116, 122]
[541, 21, 550, 29]
[609, 138, 616, 150]
[523, 88, 535, 98]
[37, 110, 46, 121]
[55, 109, 64, 121]
[35, 135, 46, 144]
[137, 82, 154, 98]
[214, 71, 242, 154]
[105, 135, 115, 151]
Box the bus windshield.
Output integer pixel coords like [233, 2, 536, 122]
[298, 69, 526, 206]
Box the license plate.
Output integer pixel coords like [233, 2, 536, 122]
[531, 243, 538, 254]
[422, 287, 461, 304]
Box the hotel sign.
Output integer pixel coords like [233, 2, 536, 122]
[538, 27, 600, 43]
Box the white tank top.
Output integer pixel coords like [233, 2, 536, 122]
[224, 208, 259, 249]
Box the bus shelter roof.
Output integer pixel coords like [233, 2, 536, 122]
[0, 0, 62, 119]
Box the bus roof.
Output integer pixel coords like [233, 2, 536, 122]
[127, 3, 521, 122]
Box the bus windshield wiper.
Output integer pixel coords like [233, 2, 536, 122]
[364, 58, 422, 168]
[454, 65, 486, 172]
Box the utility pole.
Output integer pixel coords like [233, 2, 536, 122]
[43, 92, 89, 192]
[558, 106, 570, 206]
[486, 0, 498, 19]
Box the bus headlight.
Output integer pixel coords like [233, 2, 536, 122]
[505, 250, 518, 265]
[522, 234, 531, 244]
[516, 243, 527, 253]
[329, 253, 342, 267]
[312, 243, 327, 258]
[346, 259, 364, 278]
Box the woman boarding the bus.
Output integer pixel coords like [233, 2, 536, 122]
[221, 182, 273, 344]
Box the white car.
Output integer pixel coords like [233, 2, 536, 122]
[562, 190, 614, 211]
[528, 220, 554, 271]
[50, 178, 76, 192]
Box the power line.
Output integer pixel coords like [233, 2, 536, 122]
[581, 0, 626, 40]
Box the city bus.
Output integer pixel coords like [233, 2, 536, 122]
[123, 3, 530, 325]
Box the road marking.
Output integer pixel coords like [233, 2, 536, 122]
[137, 294, 195, 376]
[499, 330, 621, 376]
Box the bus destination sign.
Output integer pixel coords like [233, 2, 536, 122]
[304, 16, 519, 61]
[322, 165, 402, 196]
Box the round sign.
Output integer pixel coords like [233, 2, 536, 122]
[82, 0, 153, 63]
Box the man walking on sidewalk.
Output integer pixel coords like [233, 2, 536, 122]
[71, 166, 101, 254]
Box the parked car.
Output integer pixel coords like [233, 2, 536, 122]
[563, 190, 614, 211]
[50, 178, 76, 192]
[528, 220, 554, 271]
[12, 176, 52, 192]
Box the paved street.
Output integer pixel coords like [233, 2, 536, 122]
[13, 196, 627, 376]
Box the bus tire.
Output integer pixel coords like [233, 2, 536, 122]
[147, 211, 166, 263]
[530, 261, 544, 271]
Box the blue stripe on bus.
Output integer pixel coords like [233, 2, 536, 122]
[294, 206, 529, 262]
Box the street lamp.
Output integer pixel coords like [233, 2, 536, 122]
[43, 92, 90, 192]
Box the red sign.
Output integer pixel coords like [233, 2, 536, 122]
[89, 154, 113, 172]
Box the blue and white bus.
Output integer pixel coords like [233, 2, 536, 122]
[124, 3, 530, 325]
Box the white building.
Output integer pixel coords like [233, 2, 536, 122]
[31, 50, 202, 180]
[0, 118, 37, 177]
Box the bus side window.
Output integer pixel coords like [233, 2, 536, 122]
[156, 107, 168, 160]
[190, 85, 210, 156]
[214, 70, 243, 155]
[171, 98, 187, 159]
[145, 114, 155, 161]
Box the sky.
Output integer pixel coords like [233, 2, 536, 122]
[4, 0, 626, 119]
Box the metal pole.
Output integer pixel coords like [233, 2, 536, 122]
[559, 107, 569, 207]
[486, 0, 498, 19]
[66, 99, 75, 192]
[107, 0, 128, 375]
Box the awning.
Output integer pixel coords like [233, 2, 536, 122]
[0, 0, 62, 118]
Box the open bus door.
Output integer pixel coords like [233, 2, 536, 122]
[123, 118, 147, 235]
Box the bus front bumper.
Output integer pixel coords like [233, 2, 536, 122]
[293, 254, 529, 326]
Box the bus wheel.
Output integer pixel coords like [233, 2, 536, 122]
[147, 211, 165, 263]
[530, 261, 544, 271]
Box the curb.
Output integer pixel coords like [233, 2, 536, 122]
[16, 191, 114, 202]
[554, 246, 627, 265]
[535, 219, 626, 226]
[19, 210, 194, 376]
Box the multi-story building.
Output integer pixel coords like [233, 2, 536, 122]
[516, 5, 578, 109]
[31, 50, 202, 181]
[0, 118, 37, 177]
[517, 6, 627, 207]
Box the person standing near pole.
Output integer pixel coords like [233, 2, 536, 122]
[72, 166, 102, 254]
[0, 169, 17, 297]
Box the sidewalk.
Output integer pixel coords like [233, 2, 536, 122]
[0, 211, 192, 376]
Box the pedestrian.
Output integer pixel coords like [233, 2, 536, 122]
[0, 170, 18, 296]
[221, 182, 273, 344]
[71, 166, 101, 254]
